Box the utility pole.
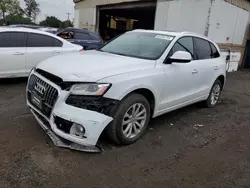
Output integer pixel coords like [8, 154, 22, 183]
[66, 13, 71, 21]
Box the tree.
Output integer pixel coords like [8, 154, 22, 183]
[24, 0, 40, 22]
[0, 0, 20, 23]
[40, 16, 62, 28]
[6, 14, 32, 25]
[60, 20, 73, 28]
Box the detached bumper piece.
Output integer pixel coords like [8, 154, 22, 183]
[31, 109, 103, 153]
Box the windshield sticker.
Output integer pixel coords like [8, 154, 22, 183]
[155, 35, 173, 41]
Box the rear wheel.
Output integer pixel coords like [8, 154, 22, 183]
[205, 79, 222, 108]
[107, 93, 150, 145]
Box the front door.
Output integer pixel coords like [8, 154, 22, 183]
[160, 37, 199, 110]
[0, 32, 27, 78]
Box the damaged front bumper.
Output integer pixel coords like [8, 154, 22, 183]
[27, 71, 113, 152]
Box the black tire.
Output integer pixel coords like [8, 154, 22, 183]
[106, 93, 151, 145]
[205, 79, 222, 108]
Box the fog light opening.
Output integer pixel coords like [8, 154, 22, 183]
[70, 123, 86, 138]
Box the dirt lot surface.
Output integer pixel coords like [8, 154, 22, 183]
[0, 71, 250, 188]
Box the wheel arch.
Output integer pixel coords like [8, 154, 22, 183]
[216, 75, 225, 89]
[121, 88, 156, 117]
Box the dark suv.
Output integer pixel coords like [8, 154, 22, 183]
[56, 28, 103, 50]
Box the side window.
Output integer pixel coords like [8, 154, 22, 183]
[74, 32, 91, 40]
[89, 33, 101, 41]
[210, 43, 220, 58]
[170, 37, 194, 58]
[54, 39, 63, 47]
[194, 38, 211, 60]
[27, 33, 55, 47]
[0, 32, 26, 47]
[57, 31, 73, 39]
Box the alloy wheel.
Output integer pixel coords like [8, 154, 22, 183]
[122, 103, 147, 139]
[210, 84, 221, 105]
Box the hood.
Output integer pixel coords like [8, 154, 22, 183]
[36, 50, 155, 82]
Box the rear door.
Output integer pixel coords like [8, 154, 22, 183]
[0, 32, 27, 77]
[26, 33, 63, 73]
[193, 37, 216, 95]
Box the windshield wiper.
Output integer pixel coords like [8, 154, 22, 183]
[111, 52, 132, 57]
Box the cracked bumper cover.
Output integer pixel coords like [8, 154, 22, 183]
[27, 91, 113, 152]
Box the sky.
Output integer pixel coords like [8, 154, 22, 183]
[19, 0, 75, 22]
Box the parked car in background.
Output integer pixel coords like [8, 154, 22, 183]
[56, 28, 103, 50]
[0, 27, 82, 78]
[27, 30, 226, 152]
[38, 27, 59, 34]
[8, 24, 42, 29]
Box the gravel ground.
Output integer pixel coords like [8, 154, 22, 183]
[0, 71, 250, 188]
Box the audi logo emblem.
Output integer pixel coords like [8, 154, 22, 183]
[35, 82, 46, 95]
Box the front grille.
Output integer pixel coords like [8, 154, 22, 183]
[27, 74, 59, 118]
[36, 69, 63, 86]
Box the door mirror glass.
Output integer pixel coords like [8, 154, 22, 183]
[166, 51, 192, 64]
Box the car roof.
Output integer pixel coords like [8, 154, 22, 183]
[58, 27, 99, 36]
[0, 27, 58, 37]
[131, 29, 211, 41]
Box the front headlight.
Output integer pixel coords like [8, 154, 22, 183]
[70, 83, 111, 96]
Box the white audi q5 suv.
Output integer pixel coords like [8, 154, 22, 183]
[27, 30, 226, 152]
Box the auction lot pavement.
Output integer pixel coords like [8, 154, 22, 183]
[0, 71, 250, 188]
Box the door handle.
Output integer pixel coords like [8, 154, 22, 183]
[192, 69, 198, 74]
[52, 50, 60, 54]
[13, 52, 24, 55]
[214, 66, 219, 70]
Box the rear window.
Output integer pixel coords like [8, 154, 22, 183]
[89, 33, 101, 41]
[210, 43, 220, 58]
[74, 32, 91, 40]
[0, 32, 26, 47]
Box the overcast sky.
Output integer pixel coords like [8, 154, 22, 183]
[19, 0, 75, 22]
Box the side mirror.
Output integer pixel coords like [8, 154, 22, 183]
[165, 51, 192, 64]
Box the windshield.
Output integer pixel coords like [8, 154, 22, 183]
[100, 32, 174, 60]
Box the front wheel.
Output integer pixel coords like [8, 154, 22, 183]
[107, 93, 150, 145]
[205, 79, 222, 108]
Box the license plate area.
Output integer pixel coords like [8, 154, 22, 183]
[31, 93, 43, 110]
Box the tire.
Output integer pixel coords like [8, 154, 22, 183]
[107, 93, 151, 145]
[205, 79, 222, 108]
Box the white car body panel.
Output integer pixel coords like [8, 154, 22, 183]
[36, 50, 155, 82]
[0, 47, 27, 77]
[0, 27, 82, 78]
[26, 30, 226, 151]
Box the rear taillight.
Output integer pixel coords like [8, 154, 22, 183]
[79, 48, 84, 52]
